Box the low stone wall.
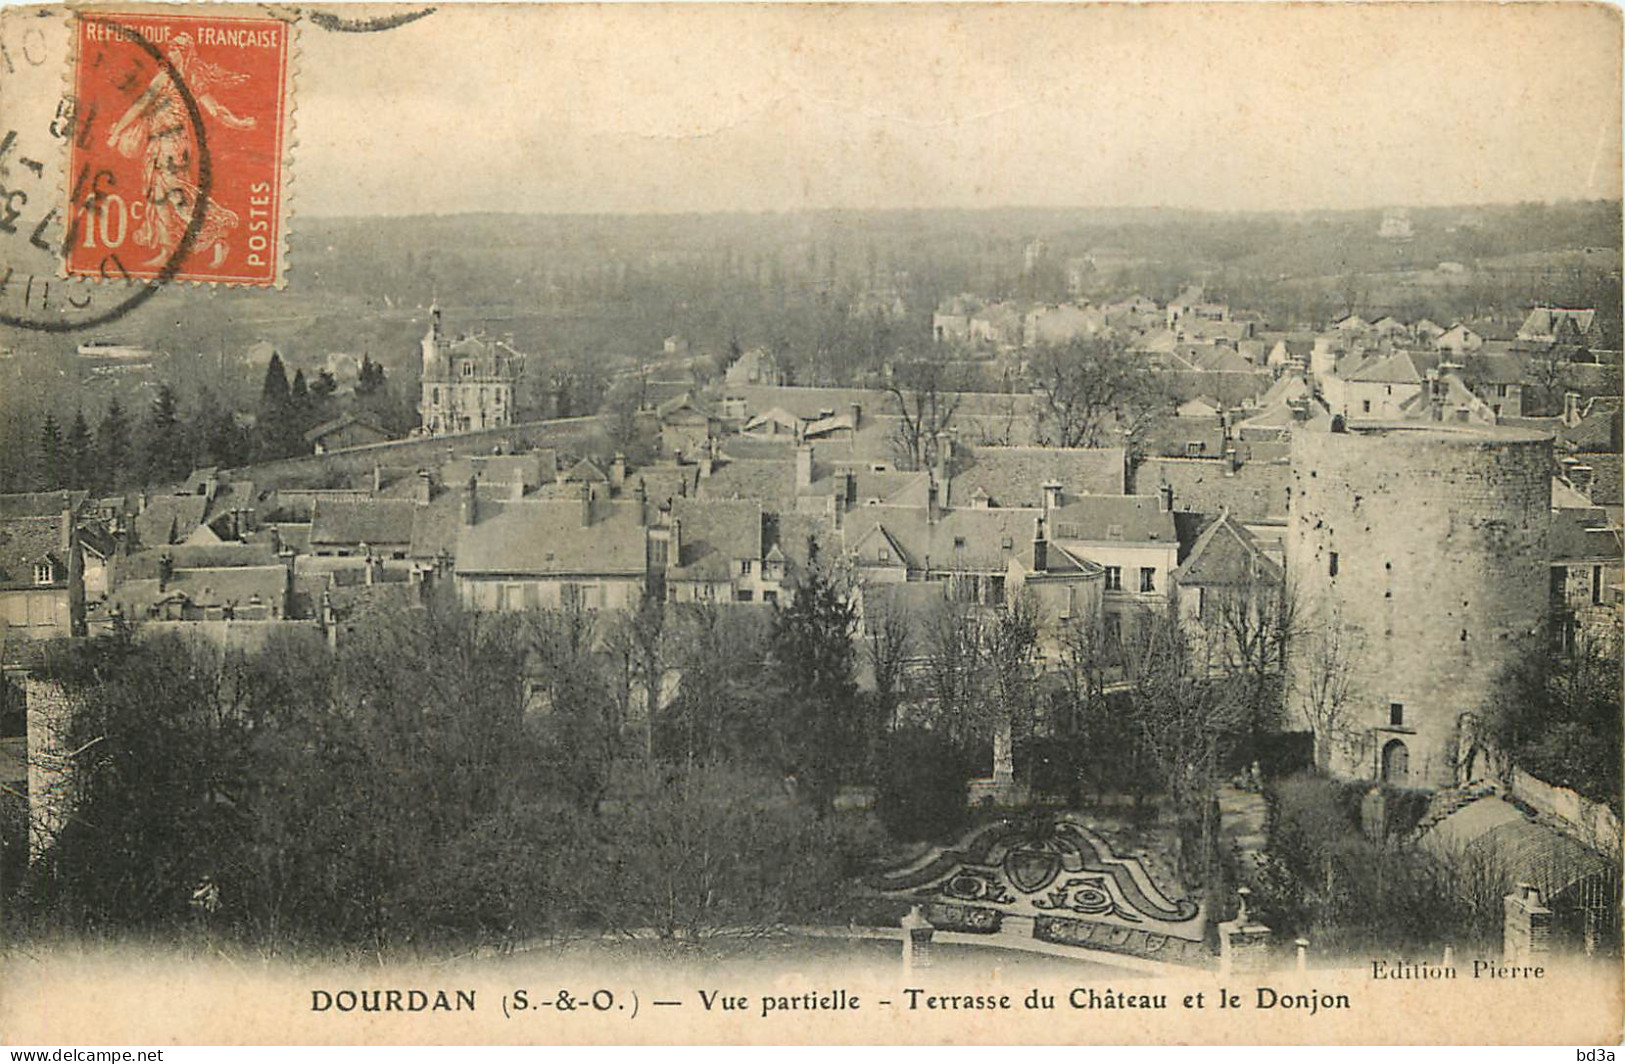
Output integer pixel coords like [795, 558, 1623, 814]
[1034, 914, 1215, 969]
[231, 415, 609, 491]
[1509, 768, 1621, 860]
[924, 903, 1002, 934]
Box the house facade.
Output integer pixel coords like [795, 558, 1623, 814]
[419, 305, 524, 436]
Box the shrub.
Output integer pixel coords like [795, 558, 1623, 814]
[876, 728, 970, 843]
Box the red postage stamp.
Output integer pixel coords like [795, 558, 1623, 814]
[64, 10, 292, 286]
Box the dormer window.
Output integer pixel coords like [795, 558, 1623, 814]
[33, 562, 53, 585]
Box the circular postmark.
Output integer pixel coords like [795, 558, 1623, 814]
[0, 15, 212, 334]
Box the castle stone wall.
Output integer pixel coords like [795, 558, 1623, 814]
[1285, 425, 1551, 786]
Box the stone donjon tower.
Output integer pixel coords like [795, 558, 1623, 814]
[1285, 422, 1552, 787]
[419, 304, 523, 436]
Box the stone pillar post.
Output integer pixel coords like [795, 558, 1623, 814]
[1503, 883, 1552, 964]
[901, 905, 935, 977]
[1219, 887, 1274, 974]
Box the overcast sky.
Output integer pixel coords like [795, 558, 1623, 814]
[295, 3, 1623, 217]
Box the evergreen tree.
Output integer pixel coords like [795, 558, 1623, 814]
[260, 351, 290, 409]
[290, 368, 308, 405]
[142, 384, 186, 484]
[98, 398, 131, 491]
[355, 355, 386, 397]
[38, 412, 63, 491]
[66, 409, 94, 491]
[257, 352, 299, 459]
[191, 389, 249, 469]
[768, 538, 861, 813]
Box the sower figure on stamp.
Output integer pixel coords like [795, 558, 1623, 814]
[105, 33, 256, 268]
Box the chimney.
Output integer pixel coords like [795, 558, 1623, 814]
[59, 499, 73, 554]
[1563, 391, 1582, 427]
[635, 478, 648, 525]
[415, 469, 433, 505]
[843, 470, 857, 506]
[138, 489, 150, 515]
[610, 453, 627, 492]
[849, 402, 862, 431]
[365, 553, 381, 586]
[668, 516, 682, 571]
[699, 453, 713, 479]
[1042, 480, 1063, 513]
[933, 431, 952, 484]
[1032, 516, 1048, 572]
[795, 442, 814, 491]
[1224, 446, 1239, 476]
[372, 463, 383, 494]
[1159, 483, 1174, 512]
[157, 552, 173, 593]
[580, 482, 593, 528]
[1570, 464, 1595, 497]
[461, 474, 479, 526]
[927, 478, 940, 525]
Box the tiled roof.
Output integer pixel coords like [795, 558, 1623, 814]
[562, 457, 609, 483]
[408, 494, 464, 560]
[805, 468, 929, 507]
[843, 504, 1043, 573]
[0, 516, 66, 590]
[1550, 509, 1622, 562]
[1584, 455, 1622, 507]
[951, 445, 1125, 506]
[1048, 495, 1176, 545]
[698, 457, 793, 507]
[303, 412, 388, 444]
[1172, 513, 1282, 587]
[1134, 457, 1291, 523]
[1560, 396, 1622, 452]
[423, 333, 522, 383]
[635, 465, 702, 509]
[456, 498, 647, 577]
[309, 499, 417, 547]
[1138, 415, 1227, 459]
[442, 451, 555, 490]
[1344, 350, 1431, 384]
[132, 495, 209, 548]
[669, 499, 762, 581]
[110, 565, 289, 614]
[120, 542, 279, 580]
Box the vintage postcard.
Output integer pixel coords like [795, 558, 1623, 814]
[0, 1, 1620, 1047]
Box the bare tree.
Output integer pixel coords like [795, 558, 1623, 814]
[922, 597, 989, 749]
[864, 592, 915, 731]
[982, 590, 1042, 771]
[885, 359, 963, 471]
[1208, 572, 1299, 737]
[1291, 611, 1365, 774]
[1119, 605, 1249, 881]
[1027, 335, 1170, 450]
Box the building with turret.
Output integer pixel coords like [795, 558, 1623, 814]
[418, 305, 524, 436]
